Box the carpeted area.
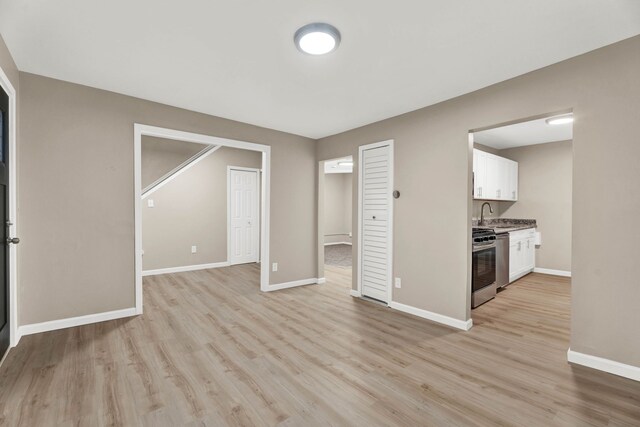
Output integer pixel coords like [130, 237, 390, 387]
[324, 243, 352, 267]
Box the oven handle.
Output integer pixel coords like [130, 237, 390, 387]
[472, 243, 496, 253]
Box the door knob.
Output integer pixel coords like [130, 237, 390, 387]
[7, 237, 20, 245]
[372, 216, 376, 220]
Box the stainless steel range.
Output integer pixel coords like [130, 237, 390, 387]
[472, 228, 497, 308]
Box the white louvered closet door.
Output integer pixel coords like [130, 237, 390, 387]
[360, 144, 392, 302]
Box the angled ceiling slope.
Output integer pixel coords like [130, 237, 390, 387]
[1, 0, 640, 138]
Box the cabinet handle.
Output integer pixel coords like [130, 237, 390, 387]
[512, 191, 516, 199]
[497, 189, 501, 198]
[518, 241, 521, 251]
[479, 187, 482, 197]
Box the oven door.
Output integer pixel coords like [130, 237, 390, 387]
[472, 245, 496, 291]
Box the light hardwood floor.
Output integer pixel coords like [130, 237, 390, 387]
[0, 264, 639, 426]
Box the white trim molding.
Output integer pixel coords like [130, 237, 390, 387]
[19, 308, 137, 337]
[389, 301, 473, 331]
[317, 277, 326, 284]
[134, 124, 272, 315]
[0, 63, 18, 348]
[568, 349, 640, 382]
[324, 241, 353, 246]
[265, 278, 322, 292]
[142, 144, 220, 199]
[142, 261, 230, 277]
[350, 289, 361, 298]
[533, 268, 571, 277]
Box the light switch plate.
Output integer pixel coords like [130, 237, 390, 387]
[147, 199, 154, 208]
[272, 262, 278, 272]
[394, 278, 401, 288]
[191, 246, 197, 254]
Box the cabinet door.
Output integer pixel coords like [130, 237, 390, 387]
[496, 157, 510, 200]
[473, 149, 480, 198]
[485, 153, 499, 200]
[474, 150, 487, 199]
[508, 160, 518, 201]
[525, 238, 535, 271]
[509, 240, 521, 280]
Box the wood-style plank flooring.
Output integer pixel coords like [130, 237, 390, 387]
[0, 264, 639, 426]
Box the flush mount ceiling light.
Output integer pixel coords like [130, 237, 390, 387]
[294, 23, 341, 55]
[546, 114, 574, 125]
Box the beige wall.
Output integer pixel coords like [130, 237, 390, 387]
[499, 141, 572, 272]
[18, 72, 317, 325]
[318, 36, 640, 368]
[0, 34, 19, 94]
[141, 136, 205, 189]
[323, 173, 352, 244]
[142, 145, 261, 271]
[472, 200, 504, 220]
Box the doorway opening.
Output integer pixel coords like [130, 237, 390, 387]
[469, 111, 573, 320]
[134, 125, 271, 314]
[318, 156, 353, 293]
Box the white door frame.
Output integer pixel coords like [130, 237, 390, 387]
[227, 166, 261, 265]
[357, 139, 394, 304]
[134, 124, 271, 313]
[0, 65, 18, 348]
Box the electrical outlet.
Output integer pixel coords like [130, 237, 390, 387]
[147, 199, 155, 208]
[272, 262, 278, 272]
[191, 246, 197, 254]
[395, 277, 402, 288]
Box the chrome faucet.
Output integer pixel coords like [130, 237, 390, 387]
[480, 202, 493, 226]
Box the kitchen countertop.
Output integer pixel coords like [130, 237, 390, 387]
[472, 218, 536, 234]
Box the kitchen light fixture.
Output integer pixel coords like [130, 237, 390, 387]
[338, 161, 353, 167]
[545, 114, 574, 125]
[294, 23, 341, 55]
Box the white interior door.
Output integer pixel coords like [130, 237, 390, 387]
[228, 168, 260, 265]
[359, 142, 393, 303]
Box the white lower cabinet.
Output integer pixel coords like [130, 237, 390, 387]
[508, 228, 535, 283]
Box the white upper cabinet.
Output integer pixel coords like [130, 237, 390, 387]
[473, 149, 518, 201]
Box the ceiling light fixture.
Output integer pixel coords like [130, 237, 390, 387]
[546, 114, 574, 125]
[294, 23, 341, 55]
[338, 161, 353, 167]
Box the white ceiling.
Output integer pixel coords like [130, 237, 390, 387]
[1, 1, 639, 139]
[473, 116, 573, 149]
[324, 156, 353, 174]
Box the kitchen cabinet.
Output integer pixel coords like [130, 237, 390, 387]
[473, 149, 518, 201]
[509, 228, 535, 283]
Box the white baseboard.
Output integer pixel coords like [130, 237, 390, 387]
[19, 307, 138, 337]
[568, 349, 640, 382]
[350, 289, 361, 297]
[265, 277, 322, 292]
[324, 242, 353, 246]
[142, 261, 230, 276]
[389, 301, 473, 331]
[317, 277, 326, 284]
[534, 267, 571, 277]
